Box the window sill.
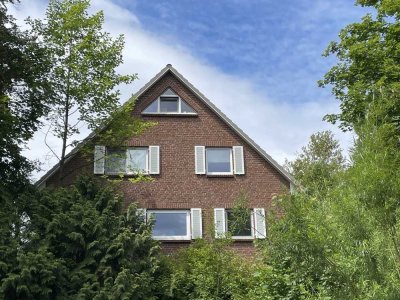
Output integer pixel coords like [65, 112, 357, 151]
[206, 174, 234, 178]
[153, 237, 192, 242]
[141, 112, 198, 117]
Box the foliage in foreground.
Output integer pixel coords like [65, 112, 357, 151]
[169, 239, 254, 300]
[1, 176, 170, 299]
[256, 117, 400, 299]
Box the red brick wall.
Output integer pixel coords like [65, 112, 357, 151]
[46, 70, 290, 255]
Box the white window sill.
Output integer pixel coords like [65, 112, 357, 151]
[153, 236, 191, 241]
[206, 173, 234, 177]
[141, 112, 198, 117]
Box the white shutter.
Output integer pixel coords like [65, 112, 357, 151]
[195, 146, 206, 174]
[136, 208, 146, 223]
[233, 146, 245, 175]
[254, 208, 266, 239]
[214, 208, 226, 238]
[148, 146, 160, 174]
[191, 208, 202, 239]
[94, 145, 105, 174]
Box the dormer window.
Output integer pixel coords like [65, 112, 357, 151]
[142, 88, 196, 115]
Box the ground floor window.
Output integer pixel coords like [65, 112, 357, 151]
[226, 209, 254, 239]
[147, 210, 191, 240]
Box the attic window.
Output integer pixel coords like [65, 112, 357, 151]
[142, 88, 196, 115]
[160, 97, 178, 112]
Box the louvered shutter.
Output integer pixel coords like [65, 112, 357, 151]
[233, 146, 245, 175]
[148, 146, 160, 174]
[94, 145, 105, 174]
[191, 208, 202, 239]
[195, 146, 206, 174]
[214, 208, 226, 238]
[136, 208, 146, 223]
[254, 208, 266, 238]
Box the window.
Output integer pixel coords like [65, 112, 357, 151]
[148, 210, 191, 240]
[160, 97, 179, 112]
[142, 88, 196, 115]
[206, 148, 233, 175]
[105, 147, 148, 175]
[226, 209, 254, 239]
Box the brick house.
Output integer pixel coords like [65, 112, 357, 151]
[37, 64, 294, 255]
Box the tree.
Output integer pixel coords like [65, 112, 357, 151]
[285, 130, 346, 196]
[0, 1, 52, 288]
[0, 0, 50, 187]
[1, 176, 171, 299]
[319, 0, 400, 131]
[28, 0, 137, 180]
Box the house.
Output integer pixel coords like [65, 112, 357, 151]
[37, 64, 294, 255]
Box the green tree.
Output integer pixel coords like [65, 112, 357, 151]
[0, 0, 52, 287]
[319, 0, 400, 131]
[285, 130, 346, 196]
[1, 176, 170, 299]
[28, 0, 137, 179]
[0, 0, 50, 187]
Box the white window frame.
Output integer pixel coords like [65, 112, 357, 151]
[206, 147, 233, 175]
[147, 210, 191, 241]
[225, 209, 254, 240]
[105, 147, 149, 175]
[142, 96, 197, 115]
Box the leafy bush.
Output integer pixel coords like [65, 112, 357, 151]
[169, 239, 254, 300]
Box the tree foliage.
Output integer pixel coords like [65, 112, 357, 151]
[28, 0, 138, 178]
[285, 130, 346, 196]
[0, 0, 50, 187]
[1, 176, 170, 299]
[319, 0, 400, 131]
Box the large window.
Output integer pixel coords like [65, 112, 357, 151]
[106, 147, 148, 175]
[148, 210, 191, 240]
[206, 148, 233, 175]
[226, 209, 254, 239]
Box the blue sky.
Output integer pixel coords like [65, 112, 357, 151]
[10, 0, 371, 179]
[118, 0, 369, 104]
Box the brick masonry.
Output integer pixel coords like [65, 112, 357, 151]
[45, 70, 290, 257]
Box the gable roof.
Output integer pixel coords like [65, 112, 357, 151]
[36, 64, 294, 187]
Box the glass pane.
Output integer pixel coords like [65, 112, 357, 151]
[181, 100, 195, 113]
[127, 148, 147, 173]
[152, 212, 188, 236]
[227, 211, 252, 237]
[206, 148, 231, 173]
[143, 100, 158, 113]
[160, 97, 178, 112]
[105, 149, 126, 174]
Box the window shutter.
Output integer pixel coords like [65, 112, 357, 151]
[94, 145, 105, 174]
[214, 208, 226, 238]
[149, 146, 160, 174]
[191, 208, 202, 239]
[254, 208, 266, 238]
[233, 146, 245, 175]
[136, 208, 146, 223]
[195, 146, 206, 174]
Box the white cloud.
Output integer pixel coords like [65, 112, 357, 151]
[9, 0, 352, 181]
